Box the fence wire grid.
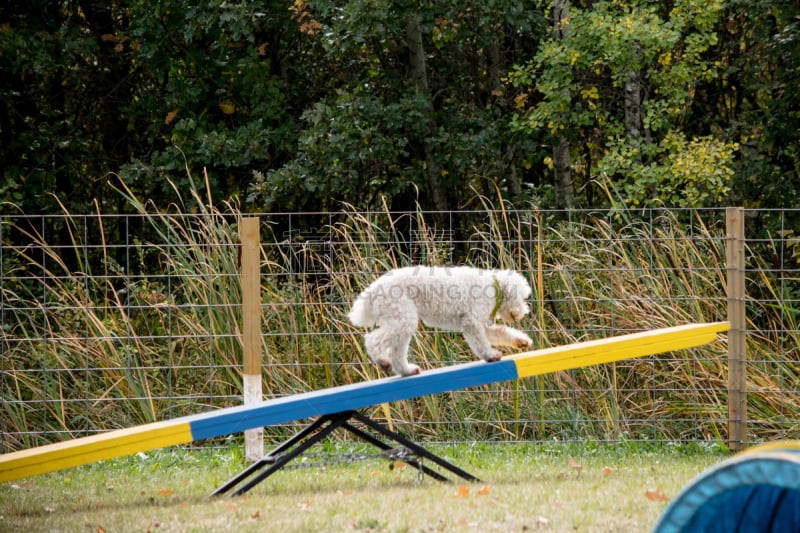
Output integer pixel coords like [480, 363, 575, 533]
[1, 207, 798, 452]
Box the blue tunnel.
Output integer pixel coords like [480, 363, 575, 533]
[654, 442, 800, 533]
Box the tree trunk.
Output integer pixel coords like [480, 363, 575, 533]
[487, 35, 522, 198]
[552, 0, 573, 208]
[624, 43, 643, 142]
[624, 76, 642, 140]
[405, 14, 449, 211]
[553, 136, 573, 208]
[624, 42, 655, 201]
[406, 15, 429, 92]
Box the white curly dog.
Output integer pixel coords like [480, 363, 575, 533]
[349, 266, 533, 376]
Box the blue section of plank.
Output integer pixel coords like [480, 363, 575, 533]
[187, 360, 519, 441]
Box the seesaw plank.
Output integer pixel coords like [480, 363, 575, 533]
[0, 421, 193, 482]
[509, 322, 730, 378]
[0, 322, 728, 483]
[186, 359, 518, 441]
[0, 361, 518, 483]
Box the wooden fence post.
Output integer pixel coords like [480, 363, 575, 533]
[240, 217, 263, 461]
[726, 207, 747, 452]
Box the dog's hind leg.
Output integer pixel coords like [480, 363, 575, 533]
[364, 329, 395, 373]
[387, 297, 421, 376]
[364, 300, 420, 376]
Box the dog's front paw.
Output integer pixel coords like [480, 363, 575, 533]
[503, 327, 532, 348]
[514, 332, 533, 348]
[399, 364, 421, 377]
[482, 350, 503, 363]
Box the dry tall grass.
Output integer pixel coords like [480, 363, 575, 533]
[1, 184, 799, 451]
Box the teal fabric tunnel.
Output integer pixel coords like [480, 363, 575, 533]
[653, 442, 800, 533]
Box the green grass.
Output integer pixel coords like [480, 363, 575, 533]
[0, 442, 726, 532]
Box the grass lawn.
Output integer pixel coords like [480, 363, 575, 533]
[0, 441, 725, 533]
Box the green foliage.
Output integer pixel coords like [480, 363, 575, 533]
[119, 0, 297, 200]
[0, 0, 299, 214]
[509, 0, 738, 208]
[1, 0, 797, 214]
[246, 0, 544, 211]
[599, 132, 737, 208]
[720, 0, 800, 212]
[248, 91, 427, 211]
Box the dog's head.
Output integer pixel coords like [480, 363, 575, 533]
[493, 270, 532, 323]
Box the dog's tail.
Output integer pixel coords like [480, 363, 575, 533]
[348, 292, 377, 327]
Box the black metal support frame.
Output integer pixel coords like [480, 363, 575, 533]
[211, 410, 479, 497]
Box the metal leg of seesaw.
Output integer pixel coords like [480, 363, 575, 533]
[210, 410, 479, 497]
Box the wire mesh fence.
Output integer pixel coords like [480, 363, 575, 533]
[1, 207, 799, 452]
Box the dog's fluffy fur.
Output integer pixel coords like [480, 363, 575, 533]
[348, 266, 533, 376]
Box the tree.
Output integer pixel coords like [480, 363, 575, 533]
[0, 0, 303, 215]
[1, 0, 132, 214]
[710, 0, 800, 211]
[509, 0, 739, 208]
[246, 0, 545, 212]
[119, 0, 300, 205]
[551, 0, 573, 208]
[2, 0, 797, 217]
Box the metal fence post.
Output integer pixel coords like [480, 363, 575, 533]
[726, 207, 747, 452]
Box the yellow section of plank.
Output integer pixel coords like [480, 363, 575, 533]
[509, 322, 729, 379]
[737, 440, 800, 457]
[0, 420, 193, 482]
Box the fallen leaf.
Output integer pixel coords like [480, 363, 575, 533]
[645, 488, 669, 502]
[567, 458, 583, 475]
[250, 510, 261, 520]
[158, 488, 174, 496]
[257, 42, 268, 56]
[455, 485, 470, 498]
[96, 525, 107, 533]
[478, 485, 491, 496]
[165, 110, 179, 125]
[602, 466, 614, 475]
[297, 502, 312, 511]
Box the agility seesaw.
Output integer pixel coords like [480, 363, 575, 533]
[0, 322, 728, 495]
